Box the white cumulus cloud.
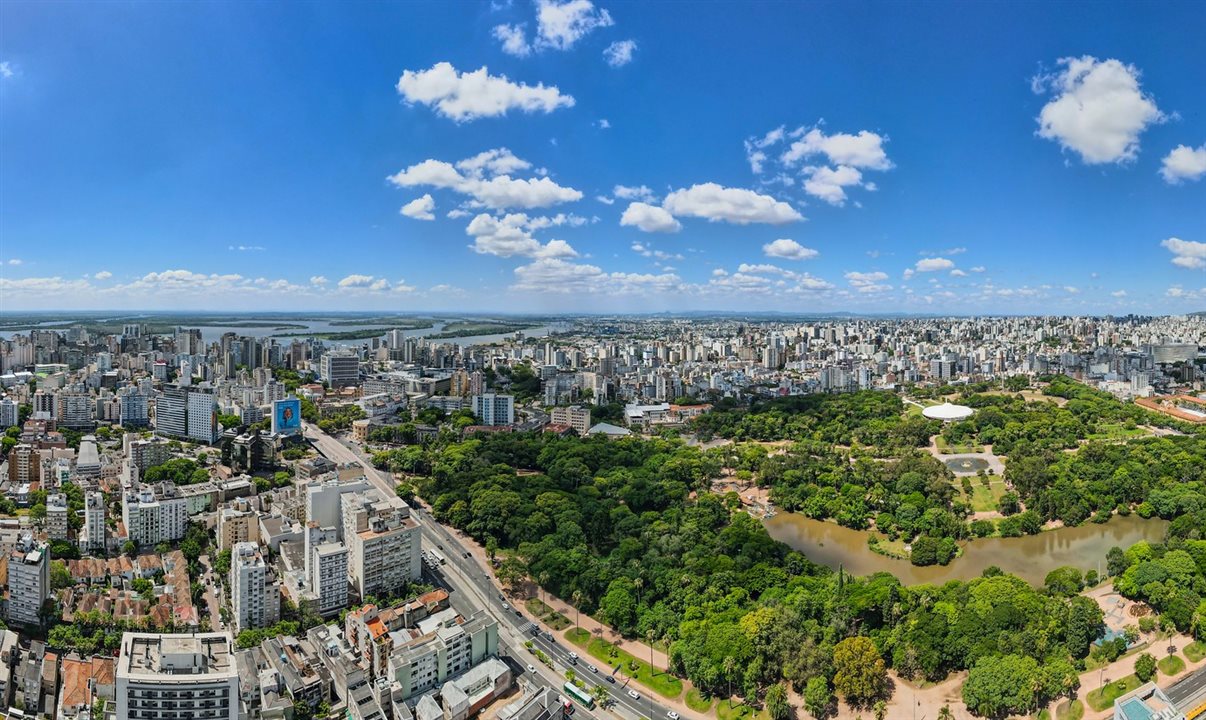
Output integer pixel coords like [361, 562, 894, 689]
[662, 183, 803, 225]
[94, 271, 113, 280]
[915, 257, 955, 272]
[400, 194, 436, 220]
[396, 62, 574, 122]
[1163, 237, 1206, 270]
[762, 238, 817, 260]
[1033, 56, 1165, 164]
[620, 202, 681, 233]
[465, 213, 579, 258]
[1160, 144, 1206, 184]
[387, 150, 582, 210]
[493, 23, 532, 57]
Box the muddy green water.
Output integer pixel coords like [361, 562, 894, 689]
[764, 512, 1169, 586]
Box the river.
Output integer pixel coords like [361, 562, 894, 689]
[763, 512, 1169, 586]
[2, 319, 567, 347]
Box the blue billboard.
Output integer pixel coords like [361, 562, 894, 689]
[272, 398, 302, 436]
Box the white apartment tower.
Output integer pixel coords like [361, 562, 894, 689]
[123, 485, 189, 546]
[116, 633, 238, 720]
[471, 393, 514, 426]
[230, 542, 279, 632]
[80, 490, 106, 552]
[45, 493, 70, 540]
[341, 492, 422, 600]
[5, 534, 49, 627]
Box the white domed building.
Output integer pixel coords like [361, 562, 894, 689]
[922, 402, 975, 422]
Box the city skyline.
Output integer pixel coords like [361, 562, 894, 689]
[2, 1, 1205, 314]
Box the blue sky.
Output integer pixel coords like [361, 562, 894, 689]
[1, 0, 1204, 314]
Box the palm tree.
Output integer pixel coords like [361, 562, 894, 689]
[572, 590, 584, 633]
[723, 656, 736, 709]
[634, 577, 644, 610]
[938, 706, 954, 720]
[647, 628, 657, 677]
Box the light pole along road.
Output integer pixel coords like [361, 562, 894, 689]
[301, 421, 685, 720]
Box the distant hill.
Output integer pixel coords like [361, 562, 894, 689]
[1192, 311, 1206, 317]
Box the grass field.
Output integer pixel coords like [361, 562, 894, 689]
[1087, 423, 1150, 441]
[1056, 699, 1084, 720]
[967, 482, 1008, 512]
[1186, 641, 1206, 662]
[1087, 675, 1142, 712]
[685, 688, 715, 713]
[526, 598, 552, 616]
[935, 436, 984, 454]
[716, 702, 768, 720]
[564, 628, 683, 699]
[1159, 654, 1187, 676]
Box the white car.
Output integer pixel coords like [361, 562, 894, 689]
[587, 664, 598, 673]
[668, 713, 680, 720]
[526, 664, 536, 673]
[627, 690, 641, 700]
[569, 652, 578, 660]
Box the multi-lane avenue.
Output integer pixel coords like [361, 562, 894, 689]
[301, 421, 687, 720]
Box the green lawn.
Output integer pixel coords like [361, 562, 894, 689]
[1087, 675, 1142, 712]
[1159, 654, 1187, 676]
[1087, 423, 1149, 441]
[685, 688, 714, 713]
[1056, 699, 1084, 720]
[967, 482, 1007, 512]
[1186, 641, 1206, 662]
[563, 627, 683, 699]
[935, 436, 984, 454]
[526, 598, 552, 617]
[545, 612, 571, 631]
[1034, 710, 1051, 720]
[716, 703, 768, 720]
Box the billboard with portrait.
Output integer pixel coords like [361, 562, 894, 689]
[272, 398, 302, 436]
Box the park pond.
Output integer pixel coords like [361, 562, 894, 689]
[763, 511, 1169, 585]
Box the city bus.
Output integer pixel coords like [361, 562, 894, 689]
[563, 682, 596, 709]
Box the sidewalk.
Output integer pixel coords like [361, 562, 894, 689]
[442, 511, 701, 717]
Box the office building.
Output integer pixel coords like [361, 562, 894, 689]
[470, 393, 514, 426]
[116, 632, 238, 720]
[322, 352, 360, 388]
[119, 387, 150, 427]
[230, 542, 280, 633]
[157, 385, 218, 444]
[5, 535, 49, 627]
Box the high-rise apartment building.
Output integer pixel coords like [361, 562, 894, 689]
[116, 633, 238, 720]
[80, 490, 106, 552]
[230, 542, 279, 632]
[341, 493, 422, 600]
[550, 405, 591, 435]
[6, 535, 49, 627]
[470, 393, 514, 426]
[123, 485, 189, 546]
[45, 493, 70, 540]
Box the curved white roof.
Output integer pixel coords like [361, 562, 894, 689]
[922, 402, 975, 421]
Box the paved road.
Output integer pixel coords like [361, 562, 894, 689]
[1165, 663, 1206, 712]
[301, 421, 681, 720]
